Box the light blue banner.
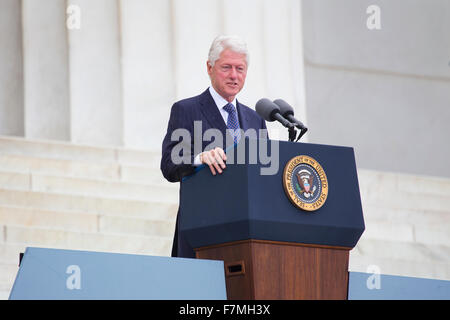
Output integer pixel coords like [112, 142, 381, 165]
[9, 247, 227, 300]
[348, 271, 450, 300]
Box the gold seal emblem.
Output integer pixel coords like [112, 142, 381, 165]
[282, 155, 328, 211]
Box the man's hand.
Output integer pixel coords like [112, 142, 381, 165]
[200, 147, 227, 175]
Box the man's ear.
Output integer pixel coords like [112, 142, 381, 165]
[206, 61, 212, 75]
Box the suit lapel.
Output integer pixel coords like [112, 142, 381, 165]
[236, 100, 250, 131]
[199, 89, 227, 135]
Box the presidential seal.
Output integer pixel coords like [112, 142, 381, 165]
[282, 155, 328, 211]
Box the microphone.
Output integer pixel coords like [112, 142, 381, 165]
[255, 98, 295, 129]
[273, 99, 307, 131]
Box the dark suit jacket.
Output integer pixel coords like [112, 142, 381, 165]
[161, 88, 267, 257]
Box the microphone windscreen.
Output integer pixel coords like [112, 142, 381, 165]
[273, 99, 294, 116]
[255, 98, 279, 122]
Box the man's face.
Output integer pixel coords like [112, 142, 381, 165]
[207, 49, 248, 102]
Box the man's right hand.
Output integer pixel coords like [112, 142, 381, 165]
[200, 147, 227, 176]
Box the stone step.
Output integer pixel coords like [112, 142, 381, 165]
[358, 168, 450, 198]
[99, 215, 175, 238]
[0, 153, 120, 180]
[0, 264, 17, 293]
[359, 187, 450, 212]
[0, 188, 178, 220]
[0, 154, 167, 185]
[0, 243, 27, 265]
[361, 205, 449, 225]
[352, 238, 450, 264]
[0, 170, 30, 190]
[3, 225, 173, 257]
[0, 135, 160, 167]
[349, 252, 450, 281]
[0, 170, 178, 203]
[361, 218, 450, 246]
[30, 172, 178, 203]
[0, 205, 175, 239]
[120, 165, 168, 185]
[0, 291, 10, 300]
[0, 205, 98, 233]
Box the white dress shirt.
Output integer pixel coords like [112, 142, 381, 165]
[193, 86, 238, 166]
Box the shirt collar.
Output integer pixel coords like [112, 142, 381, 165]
[208, 86, 237, 110]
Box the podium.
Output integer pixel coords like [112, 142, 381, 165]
[180, 139, 365, 299]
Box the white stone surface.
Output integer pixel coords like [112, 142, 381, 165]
[222, 0, 265, 108]
[5, 225, 172, 256]
[360, 220, 415, 242]
[116, 148, 160, 167]
[0, 135, 161, 166]
[358, 169, 450, 198]
[0, 135, 117, 162]
[0, 153, 167, 185]
[263, 0, 307, 124]
[120, 165, 168, 185]
[172, 0, 222, 101]
[68, 0, 123, 146]
[302, 0, 450, 178]
[304, 65, 450, 178]
[353, 238, 450, 264]
[120, 0, 175, 150]
[30, 173, 177, 202]
[349, 252, 450, 281]
[0, 0, 23, 136]
[414, 224, 450, 247]
[0, 171, 30, 191]
[0, 264, 17, 292]
[98, 215, 176, 238]
[0, 154, 120, 181]
[0, 188, 178, 220]
[0, 0, 309, 150]
[0, 205, 98, 233]
[0, 243, 27, 264]
[0, 291, 10, 300]
[22, 0, 70, 140]
[362, 206, 449, 225]
[302, 0, 450, 79]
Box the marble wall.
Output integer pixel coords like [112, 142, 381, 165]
[301, 0, 450, 177]
[1, 0, 448, 178]
[0, 0, 307, 149]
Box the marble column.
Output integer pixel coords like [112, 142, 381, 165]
[0, 0, 24, 137]
[22, 0, 70, 140]
[67, 0, 123, 146]
[120, 0, 175, 150]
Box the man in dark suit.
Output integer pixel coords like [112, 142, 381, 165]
[161, 35, 267, 258]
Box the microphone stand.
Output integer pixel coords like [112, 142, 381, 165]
[288, 127, 297, 142]
[295, 127, 308, 142]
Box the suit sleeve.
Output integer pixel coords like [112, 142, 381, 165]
[160, 102, 195, 183]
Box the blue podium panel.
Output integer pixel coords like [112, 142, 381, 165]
[9, 247, 227, 300]
[181, 139, 365, 249]
[348, 272, 450, 300]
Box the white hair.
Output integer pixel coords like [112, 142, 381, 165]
[208, 35, 249, 67]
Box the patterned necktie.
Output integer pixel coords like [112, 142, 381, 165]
[223, 103, 241, 144]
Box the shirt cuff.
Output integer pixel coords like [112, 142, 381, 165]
[193, 153, 202, 166]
